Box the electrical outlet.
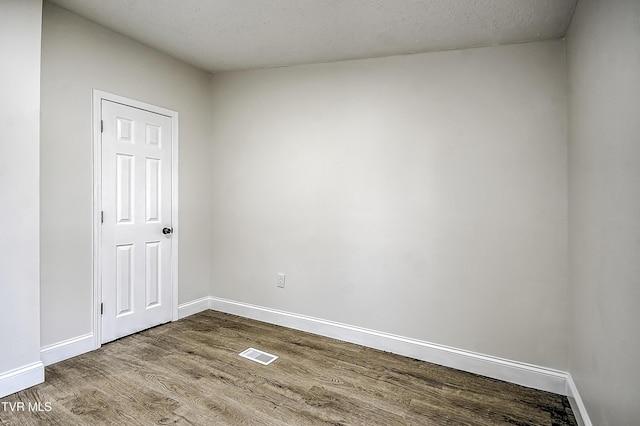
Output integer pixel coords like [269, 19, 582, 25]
[277, 273, 285, 288]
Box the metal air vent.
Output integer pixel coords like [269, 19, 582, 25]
[239, 347, 278, 365]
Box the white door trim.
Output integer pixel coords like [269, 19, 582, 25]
[92, 89, 179, 349]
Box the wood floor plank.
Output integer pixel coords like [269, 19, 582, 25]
[0, 310, 578, 425]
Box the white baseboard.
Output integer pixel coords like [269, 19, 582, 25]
[566, 374, 592, 426]
[0, 362, 44, 398]
[208, 296, 568, 396]
[30, 295, 591, 424]
[40, 333, 96, 367]
[177, 296, 212, 319]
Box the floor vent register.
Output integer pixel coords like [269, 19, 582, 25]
[239, 347, 279, 365]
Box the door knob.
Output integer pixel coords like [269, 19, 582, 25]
[162, 227, 173, 235]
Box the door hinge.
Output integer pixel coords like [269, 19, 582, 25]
[101, 211, 104, 224]
[100, 120, 104, 133]
[100, 303, 104, 315]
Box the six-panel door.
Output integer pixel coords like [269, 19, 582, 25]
[101, 100, 173, 343]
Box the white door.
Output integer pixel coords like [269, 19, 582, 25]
[101, 99, 173, 343]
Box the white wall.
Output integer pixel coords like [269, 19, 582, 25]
[0, 0, 44, 394]
[566, 0, 640, 424]
[209, 40, 569, 369]
[40, 2, 213, 346]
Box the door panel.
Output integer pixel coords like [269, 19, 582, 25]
[101, 100, 173, 343]
[145, 241, 161, 307]
[145, 158, 161, 222]
[116, 244, 133, 315]
[116, 154, 134, 223]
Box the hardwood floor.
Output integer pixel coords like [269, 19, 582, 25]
[0, 311, 577, 425]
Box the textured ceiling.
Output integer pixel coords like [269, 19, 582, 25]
[47, 0, 577, 73]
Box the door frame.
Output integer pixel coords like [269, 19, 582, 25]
[92, 89, 179, 348]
